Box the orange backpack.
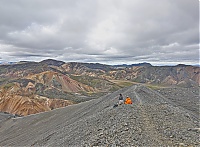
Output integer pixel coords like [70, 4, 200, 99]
[124, 97, 132, 104]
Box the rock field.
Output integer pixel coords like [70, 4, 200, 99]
[0, 85, 199, 146]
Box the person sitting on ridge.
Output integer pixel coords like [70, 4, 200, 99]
[124, 96, 132, 104]
[118, 93, 124, 105]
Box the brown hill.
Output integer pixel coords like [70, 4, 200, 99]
[26, 71, 96, 93]
[0, 70, 97, 116]
[0, 82, 73, 116]
[0, 94, 73, 116]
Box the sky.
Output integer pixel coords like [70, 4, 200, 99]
[0, 0, 199, 65]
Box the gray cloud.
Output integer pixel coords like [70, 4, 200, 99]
[0, 0, 198, 65]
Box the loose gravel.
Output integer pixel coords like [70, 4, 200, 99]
[0, 85, 199, 146]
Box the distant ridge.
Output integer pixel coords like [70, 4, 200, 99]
[67, 62, 113, 71]
[113, 62, 152, 68]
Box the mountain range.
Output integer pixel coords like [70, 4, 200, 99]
[0, 59, 199, 116]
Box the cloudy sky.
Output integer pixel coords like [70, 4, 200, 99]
[0, 0, 199, 65]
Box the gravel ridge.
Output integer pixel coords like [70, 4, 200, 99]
[0, 85, 199, 146]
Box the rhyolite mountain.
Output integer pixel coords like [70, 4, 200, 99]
[0, 59, 199, 116]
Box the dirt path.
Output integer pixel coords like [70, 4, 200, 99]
[131, 85, 170, 145]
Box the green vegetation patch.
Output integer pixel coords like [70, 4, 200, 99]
[117, 81, 133, 87]
[70, 75, 121, 92]
[3, 83, 15, 90]
[109, 80, 135, 88]
[146, 84, 168, 90]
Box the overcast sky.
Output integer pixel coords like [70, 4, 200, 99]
[0, 0, 199, 65]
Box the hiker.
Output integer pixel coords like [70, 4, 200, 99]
[124, 96, 132, 104]
[118, 93, 124, 105]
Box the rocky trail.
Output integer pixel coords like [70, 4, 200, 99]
[0, 85, 199, 146]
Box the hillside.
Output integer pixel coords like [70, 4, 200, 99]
[52, 62, 199, 87]
[0, 85, 198, 146]
[1, 60, 199, 88]
[0, 70, 96, 116]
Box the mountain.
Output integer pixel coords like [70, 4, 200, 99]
[58, 62, 199, 87]
[127, 65, 199, 87]
[0, 85, 198, 146]
[39, 59, 65, 66]
[0, 70, 98, 116]
[0, 61, 120, 116]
